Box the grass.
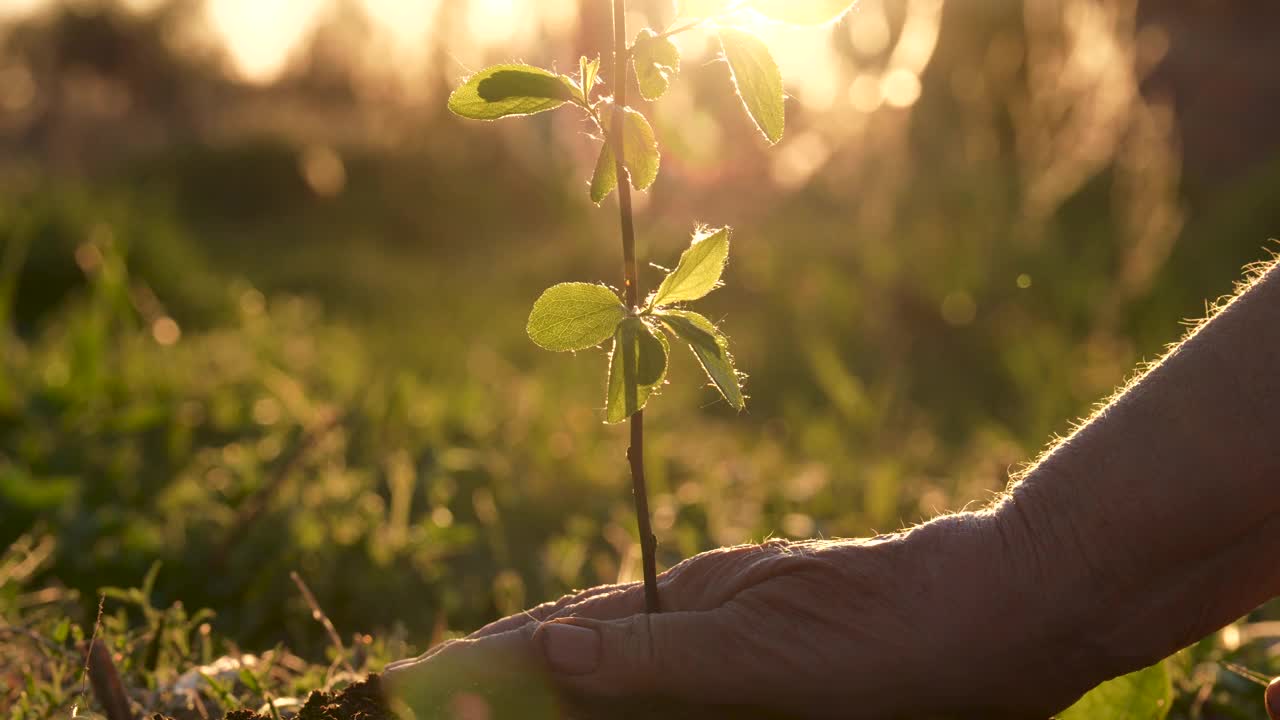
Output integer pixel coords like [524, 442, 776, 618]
[1, 137, 1279, 717]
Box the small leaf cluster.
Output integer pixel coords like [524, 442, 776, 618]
[446, 0, 861, 200]
[526, 227, 743, 422]
[448, 1, 860, 423]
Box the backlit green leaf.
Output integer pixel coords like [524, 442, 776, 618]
[449, 64, 575, 120]
[526, 283, 627, 352]
[633, 29, 681, 101]
[1059, 662, 1172, 720]
[718, 29, 785, 144]
[590, 142, 618, 205]
[750, 0, 859, 25]
[580, 55, 601, 100]
[606, 318, 669, 423]
[610, 106, 661, 190]
[652, 227, 731, 306]
[590, 106, 661, 202]
[657, 309, 744, 410]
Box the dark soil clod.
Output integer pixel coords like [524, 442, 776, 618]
[158, 675, 393, 720]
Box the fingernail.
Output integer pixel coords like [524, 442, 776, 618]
[540, 622, 600, 676]
[1266, 677, 1280, 719]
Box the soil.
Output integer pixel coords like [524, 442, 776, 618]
[147, 673, 789, 720]
[156, 675, 394, 720]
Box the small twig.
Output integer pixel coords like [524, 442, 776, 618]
[83, 594, 134, 717]
[77, 595, 106, 710]
[289, 571, 353, 673]
[1222, 660, 1272, 687]
[189, 689, 211, 720]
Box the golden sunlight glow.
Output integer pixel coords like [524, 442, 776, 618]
[467, 0, 523, 50]
[205, 0, 327, 83]
[848, 0, 891, 56]
[848, 73, 883, 113]
[360, 0, 439, 59]
[881, 68, 921, 108]
[0, 0, 43, 21]
[1, 0, 939, 111]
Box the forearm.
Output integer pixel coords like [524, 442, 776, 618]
[998, 258, 1280, 680]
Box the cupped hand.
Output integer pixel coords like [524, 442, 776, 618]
[382, 512, 1087, 719]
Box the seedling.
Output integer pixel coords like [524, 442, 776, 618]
[448, 0, 860, 612]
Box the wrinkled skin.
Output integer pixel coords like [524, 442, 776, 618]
[386, 262, 1280, 719]
[384, 513, 1089, 719]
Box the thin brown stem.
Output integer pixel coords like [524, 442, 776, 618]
[85, 619, 134, 720]
[611, 0, 660, 615]
[290, 570, 354, 673]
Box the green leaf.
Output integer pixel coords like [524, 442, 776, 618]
[656, 309, 744, 410]
[449, 64, 575, 120]
[1059, 662, 1172, 720]
[609, 106, 661, 190]
[718, 29, 785, 144]
[580, 56, 601, 99]
[606, 318, 669, 423]
[590, 141, 618, 205]
[590, 106, 661, 202]
[750, 0, 858, 25]
[632, 29, 681, 101]
[238, 668, 265, 695]
[652, 227, 731, 306]
[526, 283, 627, 352]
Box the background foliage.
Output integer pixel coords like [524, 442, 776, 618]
[2, 0, 1280, 716]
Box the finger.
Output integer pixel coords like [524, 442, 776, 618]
[1267, 677, 1280, 720]
[382, 626, 561, 720]
[533, 607, 756, 706]
[542, 582, 648, 623]
[468, 582, 642, 641]
[382, 637, 466, 674]
[382, 583, 650, 675]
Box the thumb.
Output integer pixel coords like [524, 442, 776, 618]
[535, 611, 745, 704]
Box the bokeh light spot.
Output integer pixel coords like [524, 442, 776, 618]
[300, 145, 347, 198]
[152, 317, 182, 346]
[940, 292, 977, 326]
[848, 0, 891, 56]
[252, 398, 282, 425]
[848, 73, 883, 113]
[431, 506, 454, 528]
[881, 69, 922, 108]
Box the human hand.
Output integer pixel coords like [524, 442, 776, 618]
[382, 511, 1092, 719]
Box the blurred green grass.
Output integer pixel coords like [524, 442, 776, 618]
[3, 145, 1280, 716]
[3, 136, 1278, 643]
[3, 0, 1280, 714]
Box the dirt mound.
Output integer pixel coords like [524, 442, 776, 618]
[186, 675, 393, 720]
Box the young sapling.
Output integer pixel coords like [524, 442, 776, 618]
[448, 0, 861, 614]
